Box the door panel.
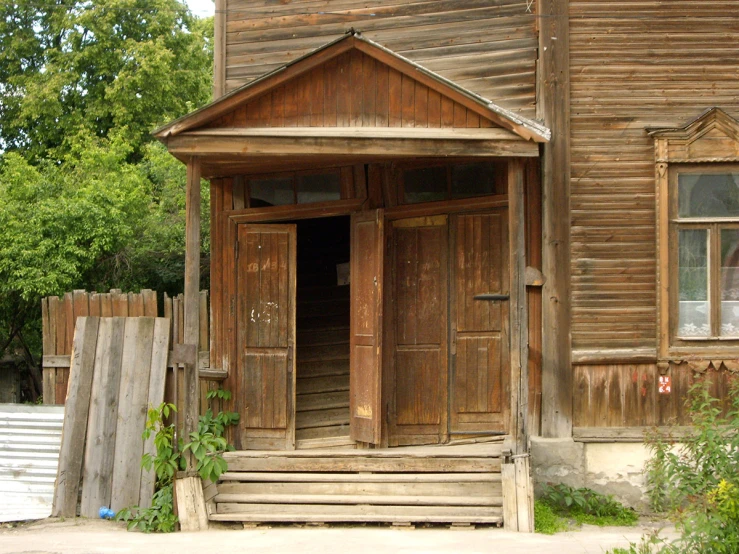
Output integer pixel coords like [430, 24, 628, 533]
[349, 210, 384, 444]
[388, 217, 448, 445]
[236, 224, 296, 450]
[450, 211, 509, 434]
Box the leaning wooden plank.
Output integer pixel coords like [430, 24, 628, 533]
[175, 475, 209, 532]
[110, 318, 155, 512]
[138, 317, 171, 508]
[501, 462, 517, 531]
[515, 456, 534, 533]
[80, 317, 125, 517]
[52, 317, 100, 517]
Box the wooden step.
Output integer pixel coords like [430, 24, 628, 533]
[297, 359, 349, 378]
[297, 343, 349, 363]
[297, 298, 349, 318]
[296, 408, 349, 430]
[211, 504, 503, 524]
[295, 424, 350, 441]
[219, 472, 500, 483]
[297, 374, 349, 395]
[297, 390, 349, 412]
[296, 327, 349, 346]
[217, 481, 501, 498]
[222, 456, 501, 473]
[215, 494, 502, 506]
[295, 436, 355, 450]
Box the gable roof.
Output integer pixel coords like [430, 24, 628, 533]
[154, 31, 550, 143]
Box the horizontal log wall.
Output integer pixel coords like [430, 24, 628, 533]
[222, 0, 538, 118]
[569, 1, 739, 350]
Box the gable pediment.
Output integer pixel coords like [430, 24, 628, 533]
[648, 108, 739, 162]
[155, 32, 549, 143]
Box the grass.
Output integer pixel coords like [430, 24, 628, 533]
[534, 484, 639, 535]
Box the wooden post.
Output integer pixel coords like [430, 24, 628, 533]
[213, 0, 226, 99]
[183, 157, 201, 459]
[538, 0, 573, 438]
[508, 159, 529, 454]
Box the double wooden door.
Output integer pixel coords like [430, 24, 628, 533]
[386, 210, 510, 446]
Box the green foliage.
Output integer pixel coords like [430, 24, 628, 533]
[0, 0, 212, 162]
[116, 484, 177, 533]
[183, 393, 239, 483]
[0, 0, 212, 400]
[539, 483, 639, 527]
[534, 500, 568, 534]
[117, 393, 238, 532]
[641, 379, 739, 554]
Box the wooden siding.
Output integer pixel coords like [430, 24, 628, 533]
[573, 363, 737, 429]
[569, 1, 739, 350]
[221, 0, 538, 118]
[207, 49, 497, 130]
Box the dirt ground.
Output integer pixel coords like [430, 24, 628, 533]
[0, 517, 677, 554]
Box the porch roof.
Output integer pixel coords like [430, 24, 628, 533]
[154, 31, 550, 148]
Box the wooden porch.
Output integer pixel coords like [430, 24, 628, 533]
[207, 441, 504, 525]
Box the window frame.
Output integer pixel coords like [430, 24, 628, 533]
[244, 167, 354, 209]
[668, 164, 739, 345]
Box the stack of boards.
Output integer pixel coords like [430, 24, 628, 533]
[52, 316, 170, 518]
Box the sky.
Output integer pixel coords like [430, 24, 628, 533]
[185, 0, 215, 18]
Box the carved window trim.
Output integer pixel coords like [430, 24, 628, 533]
[649, 108, 739, 360]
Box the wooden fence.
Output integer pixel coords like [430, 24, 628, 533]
[41, 290, 223, 425]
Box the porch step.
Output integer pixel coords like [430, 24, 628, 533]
[212, 444, 502, 524]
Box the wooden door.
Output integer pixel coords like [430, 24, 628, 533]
[349, 210, 384, 444]
[450, 211, 509, 435]
[388, 216, 448, 446]
[235, 224, 297, 450]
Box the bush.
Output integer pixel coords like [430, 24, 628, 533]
[538, 483, 639, 527]
[641, 379, 739, 554]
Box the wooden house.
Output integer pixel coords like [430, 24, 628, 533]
[150, 0, 739, 525]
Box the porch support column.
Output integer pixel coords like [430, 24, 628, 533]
[508, 158, 529, 454]
[183, 156, 202, 465]
[538, 0, 572, 438]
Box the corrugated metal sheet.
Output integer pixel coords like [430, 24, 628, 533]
[0, 403, 64, 522]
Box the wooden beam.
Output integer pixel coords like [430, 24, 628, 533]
[213, 0, 226, 99]
[508, 159, 529, 454]
[183, 157, 202, 464]
[538, 0, 572, 438]
[166, 134, 540, 159]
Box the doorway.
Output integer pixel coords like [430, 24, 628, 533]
[386, 210, 510, 446]
[294, 216, 352, 448]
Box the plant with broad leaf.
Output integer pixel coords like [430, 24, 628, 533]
[116, 391, 239, 532]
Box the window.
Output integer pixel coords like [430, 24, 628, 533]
[247, 169, 343, 207]
[672, 169, 739, 339]
[650, 108, 739, 356]
[400, 162, 502, 204]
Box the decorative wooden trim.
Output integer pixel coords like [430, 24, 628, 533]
[538, 0, 572, 439]
[650, 109, 739, 360]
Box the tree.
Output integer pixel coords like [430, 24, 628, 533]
[0, 0, 212, 161]
[0, 0, 213, 400]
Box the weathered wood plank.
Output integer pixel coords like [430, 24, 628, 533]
[52, 316, 100, 517]
[80, 317, 125, 517]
